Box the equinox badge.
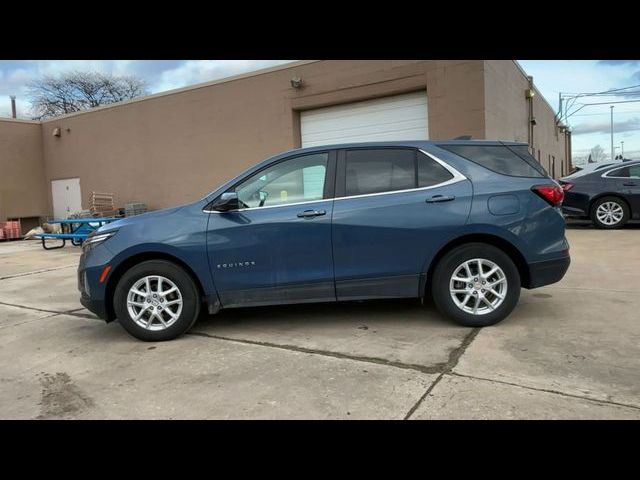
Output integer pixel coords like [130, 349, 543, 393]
[217, 261, 256, 269]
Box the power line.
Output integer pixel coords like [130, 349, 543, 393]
[563, 99, 640, 120]
[577, 99, 640, 106]
[561, 84, 640, 96]
[572, 110, 640, 117]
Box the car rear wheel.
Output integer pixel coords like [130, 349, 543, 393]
[113, 260, 200, 341]
[431, 243, 520, 327]
[591, 196, 629, 229]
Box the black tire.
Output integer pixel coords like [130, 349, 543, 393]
[590, 196, 629, 229]
[431, 243, 520, 327]
[113, 260, 201, 341]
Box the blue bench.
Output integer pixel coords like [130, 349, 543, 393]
[33, 232, 89, 250]
[33, 217, 119, 250]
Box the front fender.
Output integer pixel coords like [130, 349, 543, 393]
[106, 242, 216, 297]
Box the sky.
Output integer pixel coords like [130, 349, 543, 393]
[518, 60, 640, 164]
[1, 60, 639, 164]
[0, 60, 294, 119]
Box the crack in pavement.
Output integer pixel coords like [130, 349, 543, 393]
[0, 264, 77, 281]
[403, 374, 445, 420]
[188, 330, 447, 374]
[0, 301, 96, 320]
[403, 327, 481, 420]
[449, 371, 640, 412]
[188, 328, 484, 420]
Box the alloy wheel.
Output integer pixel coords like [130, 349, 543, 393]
[596, 201, 624, 226]
[126, 275, 183, 331]
[449, 258, 507, 315]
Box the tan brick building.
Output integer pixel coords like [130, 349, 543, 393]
[0, 60, 571, 231]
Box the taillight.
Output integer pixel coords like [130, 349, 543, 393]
[532, 184, 564, 206]
[560, 182, 574, 192]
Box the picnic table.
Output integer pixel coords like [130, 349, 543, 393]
[34, 217, 120, 250]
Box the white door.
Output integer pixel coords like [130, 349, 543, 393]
[51, 178, 82, 219]
[300, 91, 428, 147]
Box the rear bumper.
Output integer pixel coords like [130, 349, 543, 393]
[562, 191, 590, 217]
[561, 205, 587, 217]
[525, 255, 571, 289]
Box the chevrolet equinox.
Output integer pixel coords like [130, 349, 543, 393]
[79, 141, 570, 341]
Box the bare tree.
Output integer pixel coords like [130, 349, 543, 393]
[27, 71, 148, 119]
[589, 144, 608, 163]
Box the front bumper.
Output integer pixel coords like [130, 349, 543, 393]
[80, 293, 109, 320]
[78, 246, 113, 322]
[525, 255, 571, 289]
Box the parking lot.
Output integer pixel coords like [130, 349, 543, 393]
[1, 224, 639, 419]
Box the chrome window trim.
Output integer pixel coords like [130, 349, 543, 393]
[420, 148, 468, 183]
[204, 149, 467, 214]
[601, 163, 640, 179]
[204, 198, 329, 213]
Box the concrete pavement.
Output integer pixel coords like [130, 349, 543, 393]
[1, 226, 639, 419]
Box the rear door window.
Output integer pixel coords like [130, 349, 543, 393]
[345, 149, 416, 196]
[439, 144, 546, 178]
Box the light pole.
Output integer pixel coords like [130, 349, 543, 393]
[610, 105, 614, 161]
[621, 141, 624, 158]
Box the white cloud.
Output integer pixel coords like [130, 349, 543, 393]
[572, 117, 640, 135]
[152, 60, 295, 93]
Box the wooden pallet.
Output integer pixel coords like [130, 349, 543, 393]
[89, 192, 116, 217]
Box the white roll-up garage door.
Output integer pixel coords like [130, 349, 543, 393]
[300, 91, 428, 148]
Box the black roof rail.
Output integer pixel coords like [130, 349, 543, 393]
[453, 135, 472, 140]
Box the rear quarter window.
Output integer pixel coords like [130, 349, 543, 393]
[440, 144, 546, 178]
[606, 165, 640, 178]
[418, 151, 453, 187]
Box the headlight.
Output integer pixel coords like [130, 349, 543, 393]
[82, 230, 117, 253]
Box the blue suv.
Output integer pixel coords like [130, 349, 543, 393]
[79, 141, 570, 341]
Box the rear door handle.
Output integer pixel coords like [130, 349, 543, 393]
[623, 182, 639, 186]
[297, 209, 326, 218]
[426, 195, 455, 203]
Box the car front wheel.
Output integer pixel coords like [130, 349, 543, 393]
[431, 243, 521, 327]
[113, 260, 201, 341]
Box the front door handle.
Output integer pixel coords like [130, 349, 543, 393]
[426, 195, 455, 203]
[297, 209, 326, 218]
[623, 182, 638, 186]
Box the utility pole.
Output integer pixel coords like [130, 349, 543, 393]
[10, 95, 16, 119]
[621, 141, 624, 158]
[558, 93, 562, 125]
[610, 105, 614, 161]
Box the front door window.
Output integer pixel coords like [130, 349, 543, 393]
[233, 153, 329, 208]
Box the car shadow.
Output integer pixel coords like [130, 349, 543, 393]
[197, 296, 452, 329]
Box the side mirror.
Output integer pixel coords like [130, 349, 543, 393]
[213, 192, 240, 212]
